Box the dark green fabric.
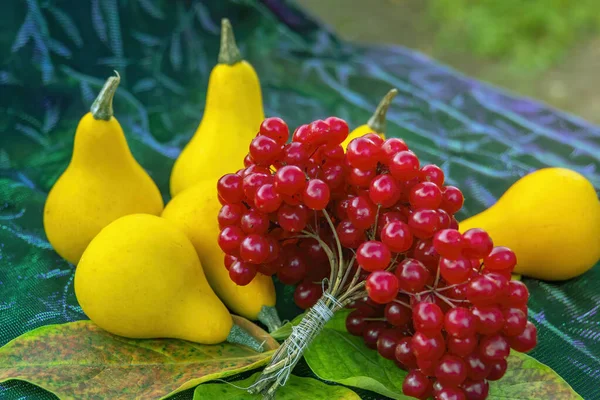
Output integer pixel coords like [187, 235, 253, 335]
[0, 0, 598, 399]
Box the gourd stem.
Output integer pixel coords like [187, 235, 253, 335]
[367, 88, 398, 134]
[257, 305, 282, 333]
[90, 71, 120, 121]
[218, 18, 243, 65]
[226, 323, 264, 353]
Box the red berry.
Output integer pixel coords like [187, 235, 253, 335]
[403, 370, 433, 399]
[323, 163, 345, 191]
[396, 258, 430, 293]
[243, 165, 271, 177]
[385, 302, 412, 326]
[377, 329, 402, 360]
[381, 138, 408, 164]
[503, 307, 528, 336]
[436, 354, 468, 387]
[390, 150, 420, 180]
[381, 221, 413, 252]
[444, 307, 476, 338]
[487, 359, 507, 381]
[282, 142, 310, 166]
[439, 256, 472, 284]
[254, 184, 282, 213]
[218, 204, 243, 228]
[250, 135, 282, 166]
[347, 195, 377, 230]
[433, 229, 464, 260]
[346, 310, 367, 336]
[464, 353, 491, 381]
[294, 280, 322, 309]
[417, 358, 438, 377]
[436, 387, 466, 400]
[479, 334, 510, 360]
[258, 258, 283, 276]
[363, 321, 387, 349]
[366, 271, 399, 304]
[240, 209, 269, 234]
[471, 306, 504, 335]
[409, 209, 440, 239]
[448, 335, 477, 357]
[336, 220, 366, 248]
[224, 254, 238, 270]
[274, 165, 306, 195]
[243, 154, 255, 167]
[462, 228, 493, 259]
[461, 380, 489, 400]
[304, 179, 330, 210]
[239, 234, 270, 264]
[440, 186, 464, 214]
[467, 275, 500, 305]
[324, 116, 349, 146]
[395, 337, 417, 369]
[308, 119, 331, 145]
[484, 246, 517, 272]
[323, 145, 345, 162]
[508, 321, 537, 352]
[437, 209, 452, 229]
[504, 280, 529, 306]
[412, 239, 441, 271]
[348, 167, 376, 187]
[346, 137, 381, 170]
[369, 174, 401, 207]
[411, 331, 445, 360]
[292, 124, 311, 143]
[413, 302, 444, 335]
[243, 173, 272, 201]
[358, 241, 392, 272]
[218, 226, 245, 255]
[410, 182, 443, 209]
[217, 173, 244, 203]
[229, 261, 257, 286]
[260, 117, 289, 146]
[277, 204, 308, 232]
[277, 250, 307, 285]
[363, 132, 384, 146]
[420, 164, 445, 187]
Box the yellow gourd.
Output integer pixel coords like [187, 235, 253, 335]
[75, 214, 262, 349]
[169, 19, 264, 197]
[44, 74, 163, 264]
[341, 88, 398, 149]
[460, 168, 600, 281]
[162, 179, 281, 331]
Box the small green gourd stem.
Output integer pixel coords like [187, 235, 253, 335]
[257, 305, 282, 333]
[367, 88, 398, 134]
[218, 18, 243, 65]
[90, 71, 120, 121]
[226, 323, 264, 353]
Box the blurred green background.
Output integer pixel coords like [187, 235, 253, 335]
[298, 0, 600, 123]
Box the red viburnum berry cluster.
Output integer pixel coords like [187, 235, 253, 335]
[217, 116, 537, 400]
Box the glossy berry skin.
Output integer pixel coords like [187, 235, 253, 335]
[420, 164, 445, 187]
[412, 239, 441, 271]
[433, 229, 464, 260]
[323, 163, 345, 191]
[484, 246, 517, 271]
[381, 221, 414, 253]
[447, 335, 477, 357]
[410, 182, 443, 209]
[348, 167, 376, 187]
[411, 331, 445, 360]
[217, 173, 244, 204]
[274, 165, 306, 195]
[370, 174, 401, 207]
[277, 251, 307, 285]
[502, 307, 528, 336]
[277, 204, 308, 232]
[260, 117, 289, 145]
[436, 354, 468, 387]
[390, 150, 420, 181]
[242, 173, 272, 201]
[363, 321, 387, 349]
[487, 359, 508, 381]
[346, 137, 380, 170]
[508, 321, 537, 352]
[293, 280, 322, 309]
[240, 209, 269, 234]
[377, 329, 402, 360]
[505, 280, 529, 306]
[336, 220, 365, 248]
[346, 311, 367, 336]
[437, 209, 452, 229]
[224, 254, 238, 270]
[440, 186, 464, 214]
[358, 241, 392, 272]
[218, 226, 245, 255]
[395, 258, 430, 293]
[479, 334, 510, 360]
[381, 138, 408, 163]
[471, 306, 504, 335]
[439, 256, 472, 284]
[254, 184, 282, 213]
[467, 275, 501, 306]
[395, 337, 417, 369]
[464, 353, 491, 381]
[413, 302, 444, 335]
[324, 116, 349, 145]
[403, 370, 433, 400]
[409, 209, 440, 239]
[304, 179, 330, 210]
[292, 124, 311, 143]
[462, 228, 493, 259]
[308, 119, 330, 145]
[366, 271, 399, 304]
[282, 142, 310, 167]
[436, 387, 466, 400]
[229, 261, 257, 286]
[444, 307, 476, 338]
[347, 195, 377, 230]
[239, 234, 270, 264]
[250, 135, 282, 166]
[385, 302, 412, 326]
[218, 204, 243, 228]
[461, 380, 489, 400]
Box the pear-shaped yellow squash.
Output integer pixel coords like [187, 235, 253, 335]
[162, 179, 281, 331]
[44, 74, 163, 264]
[169, 19, 264, 197]
[341, 88, 398, 149]
[460, 168, 600, 281]
[75, 214, 233, 344]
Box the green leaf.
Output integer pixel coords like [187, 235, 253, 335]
[0, 320, 275, 399]
[303, 310, 582, 400]
[193, 372, 360, 400]
[270, 313, 305, 341]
